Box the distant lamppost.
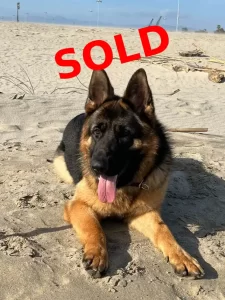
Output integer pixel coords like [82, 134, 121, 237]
[89, 9, 93, 26]
[17, 2, 20, 22]
[44, 12, 48, 23]
[176, 0, 180, 31]
[96, 0, 102, 27]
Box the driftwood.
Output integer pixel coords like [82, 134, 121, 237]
[208, 72, 224, 83]
[171, 62, 225, 83]
[113, 55, 189, 66]
[168, 128, 208, 133]
[113, 53, 225, 83]
[172, 65, 190, 72]
[209, 58, 225, 65]
[187, 63, 225, 83]
[167, 89, 180, 96]
[186, 63, 225, 73]
[179, 50, 204, 57]
[172, 63, 225, 74]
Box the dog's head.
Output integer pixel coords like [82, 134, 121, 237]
[81, 68, 163, 203]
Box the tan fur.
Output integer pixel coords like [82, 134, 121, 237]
[118, 98, 129, 110]
[64, 120, 203, 278]
[65, 177, 203, 277]
[53, 155, 73, 184]
[128, 209, 204, 275]
[130, 139, 143, 149]
[82, 136, 92, 149]
[64, 200, 108, 272]
[67, 177, 168, 220]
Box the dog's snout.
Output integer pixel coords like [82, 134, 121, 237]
[91, 160, 107, 174]
[91, 150, 108, 175]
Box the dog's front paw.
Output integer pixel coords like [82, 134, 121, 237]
[166, 248, 204, 279]
[82, 244, 108, 278]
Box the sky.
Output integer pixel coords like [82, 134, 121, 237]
[0, 0, 224, 31]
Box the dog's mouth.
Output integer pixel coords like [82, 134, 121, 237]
[97, 175, 118, 204]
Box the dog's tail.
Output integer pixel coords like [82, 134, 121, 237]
[53, 141, 74, 184]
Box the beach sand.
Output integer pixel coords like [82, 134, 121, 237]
[0, 22, 225, 300]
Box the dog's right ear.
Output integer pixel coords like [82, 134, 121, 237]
[85, 70, 114, 114]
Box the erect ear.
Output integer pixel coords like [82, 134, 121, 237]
[123, 68, 154, 114]
[85, 70, 114, 114]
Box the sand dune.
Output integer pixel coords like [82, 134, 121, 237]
[0, 22, 225, 300]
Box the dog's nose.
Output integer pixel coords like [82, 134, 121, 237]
[91, 160, 107, 174]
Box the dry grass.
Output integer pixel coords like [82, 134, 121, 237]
[0, 64, 37, 95]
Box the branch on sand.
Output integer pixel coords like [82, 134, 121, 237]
[50, 86, 86, 95]
[208, 58, 225, 65]
[186, 63, 225, 73]
[168, 128, 208, 133]
[179, 49, 205, 57]
[51, 76, 88, 95]
[114, 42, 225, 84]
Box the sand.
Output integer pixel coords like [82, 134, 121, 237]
[0, 22, 225, 300]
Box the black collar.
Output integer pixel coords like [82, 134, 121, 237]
[128, 181, 150, 190]
[128, 167, 154, 190]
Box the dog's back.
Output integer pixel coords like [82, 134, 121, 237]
[54, 113, 85, 184]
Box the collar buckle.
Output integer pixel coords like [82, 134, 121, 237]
[138, 181, 149, 190]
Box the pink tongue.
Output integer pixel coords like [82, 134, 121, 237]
[98, 175, 118, 203]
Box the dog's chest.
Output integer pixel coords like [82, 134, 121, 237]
[91, 189, 139, 218]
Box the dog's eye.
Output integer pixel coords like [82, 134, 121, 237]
[92, 128, 102, 139]
[118, 127, 131, 138]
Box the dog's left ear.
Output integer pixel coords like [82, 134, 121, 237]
[123, 68, 154, 114]
[85, 70, 114, 114]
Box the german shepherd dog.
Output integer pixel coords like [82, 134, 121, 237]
[53, 68, 204, 279]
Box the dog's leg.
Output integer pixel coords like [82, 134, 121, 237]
[128, 210, 204, 278]
[64, 200, 108, 278]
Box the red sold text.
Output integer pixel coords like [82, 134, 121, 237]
[55, 26, 169, 79]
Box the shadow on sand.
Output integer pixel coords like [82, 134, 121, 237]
[103, 157, 225, 279]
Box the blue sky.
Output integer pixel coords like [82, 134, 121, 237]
[0, 0, 224, 30]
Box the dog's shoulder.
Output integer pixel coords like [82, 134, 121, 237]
[63, 113, 86, 142]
